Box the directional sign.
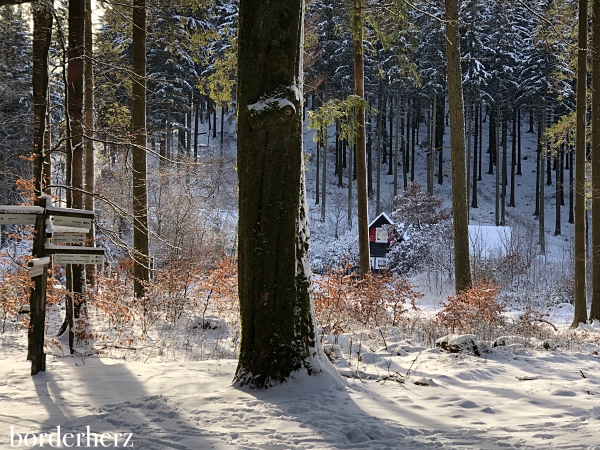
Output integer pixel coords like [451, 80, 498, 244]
[0, 214, 37, 225]
[54, 253, 104, 265]
[28, 265, 44, 278]
[28, 257, 51, 267]
[50, 216, 92, 229]
[52, 232, 87, 245]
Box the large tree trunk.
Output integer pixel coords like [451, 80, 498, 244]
[574, 0, 588, 325]
[84, 0, 95, 285]
[445, 0, 472, 293]
[68, 0, 85, 340]
[32, 0, 53, 197]
[591, 0, 600, 321]
[235, 0, 325, 388]
[29, 0, 53, 362]
[132, 0, 150, 299]
[353, 0, 370, 277]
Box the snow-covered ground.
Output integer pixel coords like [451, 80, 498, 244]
[1, 324, 600, 450]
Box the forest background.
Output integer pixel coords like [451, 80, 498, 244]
[0, 0, 597, 364]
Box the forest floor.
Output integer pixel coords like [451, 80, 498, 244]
[1, 309, 599, 449]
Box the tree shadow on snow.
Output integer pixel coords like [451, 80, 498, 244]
[29, 357, 217, 450]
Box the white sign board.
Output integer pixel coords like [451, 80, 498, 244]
[54, 254, 104, 265]
[29, 265, 44, 278]
[0, 214, 37, 225]
[51, 216, 92, 229]
[52, 232, 87, 245]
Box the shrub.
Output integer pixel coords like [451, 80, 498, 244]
[313, 263, 422, 337]
[436, 281, 504, 340]
[387, 182, 452, 276]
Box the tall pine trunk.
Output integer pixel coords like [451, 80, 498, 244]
[445, 0, 472, 293]
[84, 0, 95, 285]
[353, 0, 370, 277]
[509, 109, 516, 207]
[574, 0, 588, 325]
[32, 2, 53, 197]
[321, 125, 327, 221]
[472, 103, 478, 208]
[393, 93, 400, 198]
[376, 85, 382, 214]
[501, 108, 507, 225]
[68, 0, 85, 342]
[132, 0, 150, 299]
[539, 105, 546, 254]
[591, 0, 600, 321]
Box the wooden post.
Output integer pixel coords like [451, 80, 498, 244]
[29, 198, 48, 375]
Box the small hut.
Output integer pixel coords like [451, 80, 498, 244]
[368, 212, 394, 271]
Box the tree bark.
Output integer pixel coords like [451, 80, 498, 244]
[405, 97, 410, 189]
[132, 0, 150, 299]
[32, 0, 53, 197]
[393, 92, 400, 198]
[569, 136, 574, 224]
[377, 84, 382, 214]
[591, 0, 600, 321]
[495, 104, 500, 226]
[353, 0, 370, 277]
[235, 0, 324, 387]
[509, 108, 516, 207]
[488, 106, 495, 175]
[517, 108, 522, 176]
[437, 93, 444, 185]
[84, 0, 95, 284]
[539, 105, 546, 254]
[388, 97, 394, 176]
[501, 107, 507, 225]
[68, 0, 85, 329]
[445, 0, 472, 293]
[472, 102, 478, 208]
[574, 0, 588, 325]
[321, 125, 327, 221]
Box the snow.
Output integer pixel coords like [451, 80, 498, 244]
[247, 97, 296, 115]
[468, 224, 512, 257]
[1, 332, 599, 449]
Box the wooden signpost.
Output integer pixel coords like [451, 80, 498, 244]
[0, 196, 104, 375]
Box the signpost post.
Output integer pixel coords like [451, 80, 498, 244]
[0, 196, 104, 375]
